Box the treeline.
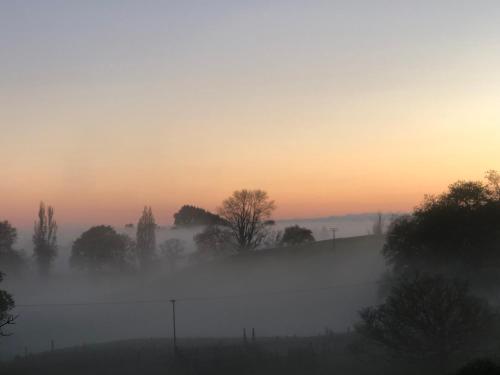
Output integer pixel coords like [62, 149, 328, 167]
[0, 189, 317, 342]
[0, 190, 321, 279]
[354, 170, 500, 373]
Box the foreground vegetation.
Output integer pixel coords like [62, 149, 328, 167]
[2, 334, 500, 375]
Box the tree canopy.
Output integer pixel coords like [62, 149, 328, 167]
[356, 273, 494, 369]
[173, 205, 227, 227]
[0, 272, 15, 337]
[383, 174, 500, 275]
[136, 206, 156, 269]
[194, 225, 235, 258]
[218, 189, 275, 250]
[0, 221, 25, 274]
[70, 226, 135, 273]
[280, 225, 315, 246]
[33, 202, 58, 277]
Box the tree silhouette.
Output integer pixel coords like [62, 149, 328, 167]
[173, 205, 227, 227]
[383, 175, 500, 277]
[0, 221, 25, 274]
[280, 225, 315, 246]
[0, 272, 16, 337]
[194, 225, 235, 258]
[356, 273, 494, 372]
[70, 226, 135, 273]
[136, 207, 156, 269]
[218, 190, 275, 250]
[33, 202, 58, 277]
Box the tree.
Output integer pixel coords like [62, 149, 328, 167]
[218, 189, 275, 250]
[356, 273, 494, 372]
[70, 226, 135, 273]
[173, 205, 227, 227]
[33, 202, 58, 277]
[159, 238, 185, 272]
[280, 225, 315, 246]
[0, 221, 25, 274]
[383, 175, 500, 276]
[0, 221, 16, 253]
[0, 272, 16, 336]
[486, 170, 500, 200]
[136, 207, 156, 269]
[194, 225, 235, 258]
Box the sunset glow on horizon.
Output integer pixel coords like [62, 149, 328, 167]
[2, 1, 499, 228]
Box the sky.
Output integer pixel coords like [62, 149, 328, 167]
[1, 1, 499, 227]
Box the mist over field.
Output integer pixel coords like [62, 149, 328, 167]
[2, 1, 500, 374]
[11, 213, 392, 273]
[2, 216, 388, 360]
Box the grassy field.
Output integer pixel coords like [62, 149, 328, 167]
[1, 333, 419, 375]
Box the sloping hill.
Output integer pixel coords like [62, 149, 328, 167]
[4, 235, 387, 360]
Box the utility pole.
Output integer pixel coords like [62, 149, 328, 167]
[330, 227, 338, 249]
[170, 299, 177, 353]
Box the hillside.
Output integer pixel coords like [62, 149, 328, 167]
[3, 235, 387, 360]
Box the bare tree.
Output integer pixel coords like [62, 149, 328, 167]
[218, 189, 275, 250]
[33, 202, 57, 277]
[136, 206, 156, 269]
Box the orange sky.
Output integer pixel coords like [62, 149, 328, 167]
[1, 2, 499, 228]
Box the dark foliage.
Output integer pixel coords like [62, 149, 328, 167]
[194, 225, 235, 258]
[383, 178, 500, 276]
[0, 272, 16, 336]
[0, 221, 17, 251]
[33, 202, 58, 277]
[70, 226, 136, 273]
[457, 359, 500, 375]
[280, 225, 315, 246]
[356, 273, 494, 367]
[0, 335, 414, 375]
[136, 207, 157, 270]
[174, 205, 227, 227]
[0, 221, 25, 274]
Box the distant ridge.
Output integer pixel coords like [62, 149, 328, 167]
[277, 212, 406, 223]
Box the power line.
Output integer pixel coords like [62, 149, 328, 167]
[15, 279, 381, 309]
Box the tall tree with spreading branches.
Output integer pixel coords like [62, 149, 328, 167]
[218, 189, 275, 250]
[33, 202, 58, 277]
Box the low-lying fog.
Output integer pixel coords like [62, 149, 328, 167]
[1, 214, 390, 360]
